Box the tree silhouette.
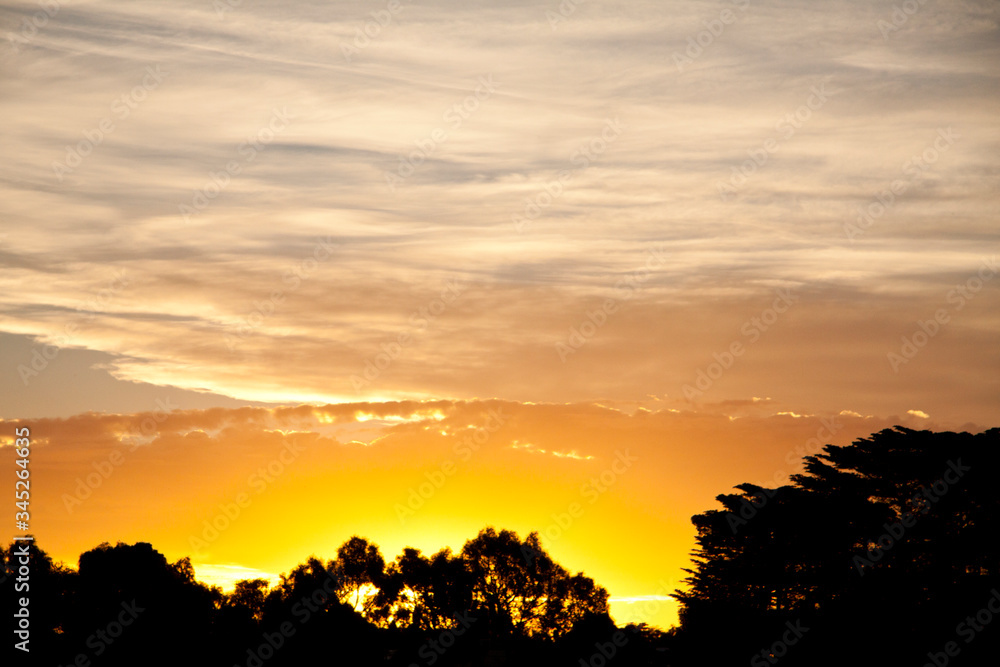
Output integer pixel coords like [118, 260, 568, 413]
[228, 578, 269, 622]
[395, 545, 474, 631]
[461, 527, 610, 639]
[672, 426, 1000, 666]
[333, 535, 386, 614]
[10, 426, 997, 666]
[3, 538, 75, 665]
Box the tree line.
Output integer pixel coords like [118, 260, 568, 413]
[4, 426, 998, 666]
[3, 527, 664, 666]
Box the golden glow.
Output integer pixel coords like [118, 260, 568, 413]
[4, 400, 946, 631]
[511, 440, 596, 461]
[193, 563, 281, 592]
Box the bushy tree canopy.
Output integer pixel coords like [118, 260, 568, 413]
[672, 426, 1000, 665]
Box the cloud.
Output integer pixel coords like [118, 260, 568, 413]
[2, 1, 999, 424]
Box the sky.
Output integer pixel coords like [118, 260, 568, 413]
[0, 0, 998, 631]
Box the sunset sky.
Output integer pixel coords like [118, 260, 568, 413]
[1, 0, 998, 631]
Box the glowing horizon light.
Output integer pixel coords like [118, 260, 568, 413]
[510, 440, 595, 461]
[192, 562, 281, 592]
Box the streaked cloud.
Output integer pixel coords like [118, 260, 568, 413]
[1, 0, 997, 423]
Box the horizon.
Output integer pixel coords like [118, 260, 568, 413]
[4, 402, 995, 631]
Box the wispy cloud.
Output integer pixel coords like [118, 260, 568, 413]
[0, 0, 997, 423]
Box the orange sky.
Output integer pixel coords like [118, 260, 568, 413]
[1, 0, 998, 633]
[0, 401, 986, 629]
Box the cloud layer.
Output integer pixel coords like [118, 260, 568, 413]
[1, 0, 998, 422]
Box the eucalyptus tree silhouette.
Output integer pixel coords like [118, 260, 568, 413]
[394, 545, 474, 631]
[460, 527, 610, 640]
[228, 578, 269, 622]
[334, 535, 386, 613]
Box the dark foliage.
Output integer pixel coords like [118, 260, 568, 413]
[4, 527, 642, 666]
[670, 426, 1000, 666]
[5, 427, 995, 666]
